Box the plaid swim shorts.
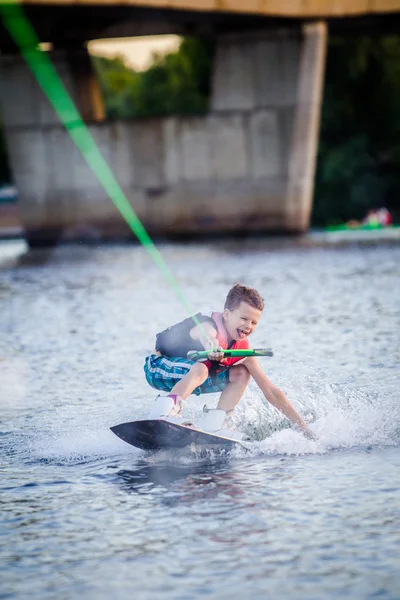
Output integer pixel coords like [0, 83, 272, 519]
[144, 354, 231, 396]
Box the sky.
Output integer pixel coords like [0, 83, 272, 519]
[88, 35, 181, 71]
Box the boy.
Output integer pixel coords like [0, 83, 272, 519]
[144, 283, 315, 440]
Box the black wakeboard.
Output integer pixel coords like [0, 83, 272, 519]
[110, 419, 242, 451]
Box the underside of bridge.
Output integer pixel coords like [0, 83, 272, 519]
[0, 2, 398, 245]
[0, 6, 288, 52]
[1, 2, 399, 53]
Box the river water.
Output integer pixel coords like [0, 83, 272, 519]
[1, 239, 400, 600]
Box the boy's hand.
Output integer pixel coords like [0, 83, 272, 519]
[207, 346, 225, 362]
[302, 426, 317, 441]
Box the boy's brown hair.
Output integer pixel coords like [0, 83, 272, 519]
[224, 283, 264, 312]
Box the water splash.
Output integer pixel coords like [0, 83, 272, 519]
[14, 370, 398, 466]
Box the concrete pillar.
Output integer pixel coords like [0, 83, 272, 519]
[0, 47, 105, 245]
[286, 22, 327, 231]
[211, 24, 327, 232]
[65, 48, 105, 122]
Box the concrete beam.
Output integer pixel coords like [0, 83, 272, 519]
[0, 48, 105, 244]
[17, 0, 400, 18]
[65, 48, 105, 121]
[286, 21, 328, 231]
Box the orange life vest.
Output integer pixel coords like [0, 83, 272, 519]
[203, 312, 250, 370]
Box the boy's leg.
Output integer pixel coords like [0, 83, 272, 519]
[144, 355, 209, 398]
[169, 362, 209, 400]
[145, 355, 210, 419]
[216, 364, 250, 413]
[199, 365, 251, 439]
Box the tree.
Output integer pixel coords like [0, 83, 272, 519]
[313, 35, 400, 225]
[92, 37, 215, 118]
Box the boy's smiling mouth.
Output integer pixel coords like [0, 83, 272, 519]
[237, 328, 249, 338]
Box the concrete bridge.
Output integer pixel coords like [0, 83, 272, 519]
[1, 1, 399, 245]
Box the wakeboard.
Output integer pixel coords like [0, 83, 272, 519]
[110, 419, 242, 451]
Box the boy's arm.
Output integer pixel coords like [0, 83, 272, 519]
[244, 357, 316, 440]
[191, 322, 225, 361]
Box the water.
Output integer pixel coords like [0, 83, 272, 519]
[1, 239, 400, 600]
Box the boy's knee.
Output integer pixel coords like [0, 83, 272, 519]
[229, 364, 250, 385]
[190, 361, 209, 381]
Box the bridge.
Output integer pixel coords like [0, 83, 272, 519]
[1, 1, 399, 245]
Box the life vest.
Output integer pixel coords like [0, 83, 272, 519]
[155, 313, 215, 358]
[203, 312, 250, 370]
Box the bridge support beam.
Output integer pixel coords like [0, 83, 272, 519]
[211, 21, 327, 232]
[287, 22, 328, 231]
[64, 48, 105, 122]
[0, 47, 105, 245]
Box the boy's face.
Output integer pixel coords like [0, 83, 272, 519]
[223, 301, 262, 341]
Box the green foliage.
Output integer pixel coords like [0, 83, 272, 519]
[92, 37, 215, 119]
[92, 55, 140, 119]
[313, 35, 400, 226]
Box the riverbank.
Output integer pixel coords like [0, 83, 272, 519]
[1, 202, 400, 248]
[306, 225, 400, 247]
